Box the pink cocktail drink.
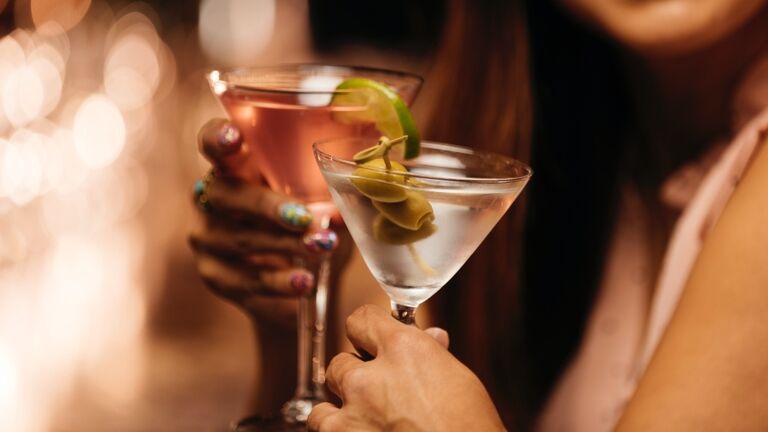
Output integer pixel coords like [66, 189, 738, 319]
[210, 66, 422, 216]
[219, 90, 375, 213]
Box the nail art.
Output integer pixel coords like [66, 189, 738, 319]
[303, 229, 339, 253]
[290, 271, 315, 295]
[279, 203, 313, 228]
[216, 123, 242, 154]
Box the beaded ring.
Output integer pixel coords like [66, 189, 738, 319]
[193, 171, 215, 212]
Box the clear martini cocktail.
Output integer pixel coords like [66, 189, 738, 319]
[206, 65, 422, 429]
[314, 137, 531, 324]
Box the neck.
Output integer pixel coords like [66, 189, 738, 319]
[624, 7, 768, 175]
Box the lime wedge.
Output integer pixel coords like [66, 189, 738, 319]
[331, 78, 420, 159]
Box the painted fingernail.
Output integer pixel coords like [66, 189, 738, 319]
[303, 229, 339, 253]
[216, 123, 242, 154]
[290, 271, 315, 295]
[279, 203, 313, 228]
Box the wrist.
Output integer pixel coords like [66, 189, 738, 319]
[246, 320, 297, 415]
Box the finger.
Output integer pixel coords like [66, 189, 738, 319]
[329, 208, 345, 227]
[325, 352, 365, 399]
[242, 295, 297, 327]
[205, 179, 313, 231]
[424, 327, 450, 349]
[344, 304, 401, 358]
[198, 119, 244, 167]
[308, 403, 341, 432]
[243, 253, 291, 269]
[194, 252, 315, 297]
[189, 224, 307, 257]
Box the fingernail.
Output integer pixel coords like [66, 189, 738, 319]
[290, 271, 315, 295]
[303, 229, 339, 253]
[216, 123, 242, 154]
[279, 203, 313, 228]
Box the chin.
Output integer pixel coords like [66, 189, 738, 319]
[561, 0, 768, 57]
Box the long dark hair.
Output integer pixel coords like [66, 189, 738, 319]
[428, 0, 629, 427]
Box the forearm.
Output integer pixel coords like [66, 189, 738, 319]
[617, 138, 768, 430]
[248, 320, 297, 414]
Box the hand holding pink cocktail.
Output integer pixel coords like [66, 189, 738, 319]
[198, 65, 422, 429]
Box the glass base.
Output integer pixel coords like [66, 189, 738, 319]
[230, 397, 323, 431]
[230, 415, 306, 432]
[281, 396, 323, 424]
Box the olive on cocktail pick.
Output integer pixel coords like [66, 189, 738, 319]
[372, 190, 434, 231]
[352, 135, 406, 164]
[372, 214, 436, 245]
[351, 159, 409, 203]
[349, 136, 437, 275]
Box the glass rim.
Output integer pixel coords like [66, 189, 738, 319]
[206, 63, 424, 96]
[313, 137, 533, 185]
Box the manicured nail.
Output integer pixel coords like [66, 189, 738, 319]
[290, 271, 315, 295]
[279, 203, 313, 228]
[216, 123, 242, 154]
[303, 229, 339, 253]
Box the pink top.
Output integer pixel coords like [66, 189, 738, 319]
[537, 55, 768, 432]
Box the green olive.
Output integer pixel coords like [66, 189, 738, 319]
[350, 158, 409, 203]
[372, 213, 436, 245]
[372, 190, 434, 230]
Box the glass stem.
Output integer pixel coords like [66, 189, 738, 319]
[391, 301, 418, 325]
[312, 252, 331, 396]
[294, 261, 328, 400]
[283, 220, 334, 423]
[292, 256, 315, 401]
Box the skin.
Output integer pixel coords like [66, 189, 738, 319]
[615, 133, 768, 429]
[308, 305, 501, 432]
[560, 0, 768, 56]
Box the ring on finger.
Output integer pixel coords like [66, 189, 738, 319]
[194, 171, 215, 212]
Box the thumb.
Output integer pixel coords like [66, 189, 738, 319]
[198, 118, 260, 182]
[424, 327, 450, 349]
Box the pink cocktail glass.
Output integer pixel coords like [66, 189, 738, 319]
[206, 65, 422, 430]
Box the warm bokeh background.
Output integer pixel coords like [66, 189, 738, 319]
[0, 0, 439, 430]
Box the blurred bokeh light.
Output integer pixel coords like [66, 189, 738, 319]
[0, 1, 188, 430]
[0, 0, 432, 430]
[31, 0, 91, 32]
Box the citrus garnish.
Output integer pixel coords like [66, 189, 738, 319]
[332, 78, 420, 159]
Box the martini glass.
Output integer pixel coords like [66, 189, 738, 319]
[314, 137, 531, 325]
[205, 65, 422, 430]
